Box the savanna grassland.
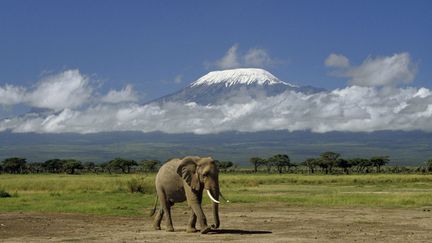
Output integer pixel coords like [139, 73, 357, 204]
[2, 173, 432, 215]
[2, 173, 432, 242]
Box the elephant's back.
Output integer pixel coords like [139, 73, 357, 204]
[157, 159, 181, 176]
[155, 159, 183, 188]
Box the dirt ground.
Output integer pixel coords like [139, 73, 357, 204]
[1, 204, 432, 242]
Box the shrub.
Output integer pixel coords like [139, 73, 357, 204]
[0, 189, 11, 198]
[125, 176, 154, 194]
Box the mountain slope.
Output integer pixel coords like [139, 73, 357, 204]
[1, 130, 430, 165]
[154, 68, 324, 105]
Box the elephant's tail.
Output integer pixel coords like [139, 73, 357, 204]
[149, 194, 158, 217]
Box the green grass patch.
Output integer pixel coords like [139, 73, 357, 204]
[125, 176, 155, 194]
[1, 173, 432, 215]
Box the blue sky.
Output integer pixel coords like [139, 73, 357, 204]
[1, 0, 432, 134]
[1, 0, 431, 99]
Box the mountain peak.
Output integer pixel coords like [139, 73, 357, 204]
[191, 68, 295, 87]
[152, 68, 323, 105]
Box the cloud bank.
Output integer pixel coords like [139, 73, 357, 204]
[0, 70, 92, 110]
[1, 52, 430, 135]
[0, 70, 137, 110]
[1, 85, 432, 134]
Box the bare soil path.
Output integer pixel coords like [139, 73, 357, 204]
[1, 204, 432, 242]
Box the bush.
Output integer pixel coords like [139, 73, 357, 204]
[0, 189, 11, 198]
[125, 176, 154, 194]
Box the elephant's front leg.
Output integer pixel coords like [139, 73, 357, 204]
[186, 210, 197, 233]
[189, 200, 211, 234]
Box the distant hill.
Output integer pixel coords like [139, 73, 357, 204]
[1, 130, 431, 165]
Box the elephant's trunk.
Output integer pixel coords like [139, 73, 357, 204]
[209, 187, 220, 229]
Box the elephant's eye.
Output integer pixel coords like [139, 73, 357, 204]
[202, 171, 209, 177]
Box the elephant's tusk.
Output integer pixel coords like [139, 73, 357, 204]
[206, 190, 220, 204]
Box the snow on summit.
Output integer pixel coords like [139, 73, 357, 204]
[191, 68, 294, 87]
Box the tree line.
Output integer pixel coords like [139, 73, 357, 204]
[0, 157, 236, 175]
[2, 153, 432, 175]
[249, 152, 392, 174]
[0, 157, 162, 174]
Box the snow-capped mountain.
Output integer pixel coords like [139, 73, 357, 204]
[191, 68, 293, 87]
[154, 68, 324, 105]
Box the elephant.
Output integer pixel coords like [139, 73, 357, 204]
[150, 156, 222, 234]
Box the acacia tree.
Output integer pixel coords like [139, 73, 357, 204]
[262, 159, 273, 173]
[336, 158, 352, 174]
[83, 162, 96, 173]
[100, 162, 114, 174]
[27, 162, 44, 173]
[350, 158, 372, 173]
[216, 160, 234, 172]
[43, 159, 65, 173]
[109, 158, 138, 173]
[140, 159, 161, 172]
[370, 156, 390, 173]
[1, 157, 27, 174]
[320, 152, 340, 174]
[316, 158, 329, 174]
[269, 154, 291, 174]
[302, 158, 319, 174]
[423, 159, 432, 173]
[249, 157, 265, 173]
[62, 160, 83, 174]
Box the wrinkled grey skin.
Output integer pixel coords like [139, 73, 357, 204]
[151, 156, 220, 234]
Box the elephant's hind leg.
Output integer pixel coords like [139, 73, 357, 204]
[164, 205, 174, 232]
[186, 210, 198, 233]
[153, 209, 164, 230]
[159, 193, 174, 232]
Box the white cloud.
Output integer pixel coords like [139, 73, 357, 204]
[326, 52, 417, 87]
[101, 85, 138, 103]
[216, 44, 240, 69]
[27, 70, 92, 110]
[244, 48, 274, 67]
[2, 85, 432, 134]
[0, 84, 26, 106]
[347, 53, 416, 87]
[0, 70, 92, 110]
[324, 53, 350, 68]
[0, 69, 139, 110]
[213, 44, 276, 69]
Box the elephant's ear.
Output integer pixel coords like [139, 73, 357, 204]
[177, 157, 201, 191]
